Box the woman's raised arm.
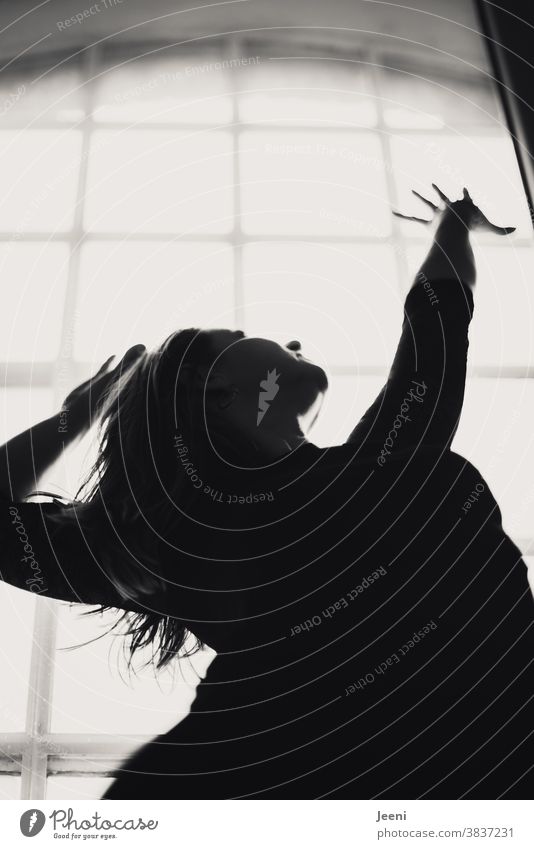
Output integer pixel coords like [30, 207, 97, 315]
[346, 186, 515, 457]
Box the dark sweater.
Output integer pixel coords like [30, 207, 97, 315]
[2, 278, 533, 798]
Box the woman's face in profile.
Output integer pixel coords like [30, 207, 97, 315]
[202, 329, 328, 429]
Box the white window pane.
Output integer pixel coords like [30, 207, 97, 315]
[380, 63, 500, 129]
[452, 379, 534, 540]
[311, 375, 385, 448]
[52, 428, 97, 502]
[240, 131, 391, 236]
[0, 62, 84, 124]
[242, 243, 401, 366]
[390, 134, 532, 239]
[93, 51, 232, 125]
[0, 388, 54, 441]
[46, 776, 113, 800]
[0, 583, 35, 731]
[84, 130, 233, 234]
[238, 59, 377, 126]
[0, 776, 21, 799]
[0, 131, 82, 232]
[399, 242, 427, 296]
[0, 243, 69, 361]
[51, 605, 214, 734]
[469, 246, 534, 368]
[470, 245, 534, 368]
[74, 242, 235, 361]
[404, 244, 534, 368]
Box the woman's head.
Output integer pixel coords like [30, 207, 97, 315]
[178, 328, 328, 457]
[64, 327, 328, 668]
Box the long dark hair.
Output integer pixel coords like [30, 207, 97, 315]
[54, 328, 221, 669]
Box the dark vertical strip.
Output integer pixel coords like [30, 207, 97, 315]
[475, 0, 534, 222]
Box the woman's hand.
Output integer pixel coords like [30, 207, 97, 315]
[0, 345, 145, 500]
[62, 344, 146, 436]
[393, 184, 516, 236]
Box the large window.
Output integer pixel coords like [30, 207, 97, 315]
[1, 36, 533, 799]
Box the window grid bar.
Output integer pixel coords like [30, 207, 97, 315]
[0, 119, 508, 135]
[2, 233, 530, 252]
[19, 43, 102, 801]
[20, 599, 58, 798]
[368, 49, 411, 302]
[227, 36, 246, 329]
[3, 364, 534, 387]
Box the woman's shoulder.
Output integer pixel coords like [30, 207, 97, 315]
[298, 442, 496, 502]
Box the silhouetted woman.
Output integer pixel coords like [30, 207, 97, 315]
[1, 187, 533, 799]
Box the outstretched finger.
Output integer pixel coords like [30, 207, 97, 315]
[431, 183, 451, 204]
[412, 190, 438, 212]
[121, 344, 146, 368]
[95, 355, 115, 376]
[393, 211, 432, 225]
[109, 344, 146, 377]
[462, 187, 472, 201]
[491, 224, 516, 235]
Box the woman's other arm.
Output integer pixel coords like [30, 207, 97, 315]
[0, 347, 144, 501]
[0, 347, 145, 607]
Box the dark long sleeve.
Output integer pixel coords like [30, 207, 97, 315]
[347, 277, 474, 458]
[0, 495, 129, 608]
